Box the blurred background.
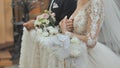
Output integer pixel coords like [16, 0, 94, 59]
[0, 0, 49, 68]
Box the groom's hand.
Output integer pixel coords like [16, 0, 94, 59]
[23, 20, 35, 31]
[66, 19, 74, 32]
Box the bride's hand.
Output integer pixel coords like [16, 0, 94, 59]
[23, 20, 35, 31]
[66, 19, 74, 32]
[59, 16, 68, 33]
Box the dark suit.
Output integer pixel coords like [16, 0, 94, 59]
[48, 0, 77, 25]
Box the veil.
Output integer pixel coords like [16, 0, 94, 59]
[101, 0, 120, 55]
[114, 0, 120, 9]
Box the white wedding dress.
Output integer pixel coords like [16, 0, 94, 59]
[19, 0, 120, 68]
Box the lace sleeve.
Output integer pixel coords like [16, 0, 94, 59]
[86, 0, 104, 47]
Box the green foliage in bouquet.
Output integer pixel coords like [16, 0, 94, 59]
[34, 10, 59, 37]
[34, 10, 56, 29]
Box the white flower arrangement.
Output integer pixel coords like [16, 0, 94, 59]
[34, 10, 59, 37]
[70, 37, 80, 44]
[69, 37, 82, 58]
[33, 10, 83, 58]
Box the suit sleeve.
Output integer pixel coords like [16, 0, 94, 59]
[60, 0, 77, 20]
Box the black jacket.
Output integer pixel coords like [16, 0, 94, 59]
[48, 0, 77, 25]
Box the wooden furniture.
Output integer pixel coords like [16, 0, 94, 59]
[13, 0, 50, 21]
[0, 0, 13, 67]
[29, 0, 50, 19]
[0, 0, 50, 67]
[0, 51, 12, 67]
[0, 0, 14, 49]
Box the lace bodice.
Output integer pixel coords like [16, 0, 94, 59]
[73, 0, 104, 46]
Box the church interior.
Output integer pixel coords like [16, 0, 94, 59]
[0, 0, 120, 68]
[0, 0, 49, 68]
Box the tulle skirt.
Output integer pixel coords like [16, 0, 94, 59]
[19, 28, 120, 68]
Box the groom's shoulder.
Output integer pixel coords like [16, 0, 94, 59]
[63, 0, 77, 7]
[63, 0, 77, 3]
[54, 0, 77, 3]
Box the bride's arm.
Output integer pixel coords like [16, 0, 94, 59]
[68, 17, 101, 48]
[75, 0, 104, 48]
[60, 0, 104, 48]
[60, 17, 101, 48]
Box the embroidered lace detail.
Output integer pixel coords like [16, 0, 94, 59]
[73, 0, 104, 46]
[73, 2, 89, 34]
[86, 0, 104, 46]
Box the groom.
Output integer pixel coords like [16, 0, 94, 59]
[48, 0, 77, 25]
[24, 0, 77, 30]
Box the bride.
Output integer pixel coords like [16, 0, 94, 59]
[20, 0, 120, 68]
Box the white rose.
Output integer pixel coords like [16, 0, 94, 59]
[51, 28, 59, 35]
[37, 29, 43, 34]
[47, 26, 55, 35]
[53, 28, 59, 34]
[54, 26, 59, 34]
[70, 37, 80, 44]
[70, 44, 81, 58]
[47, 26, 54, 29]
[42, 31, 49, 37]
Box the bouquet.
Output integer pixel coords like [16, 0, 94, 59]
[34, 10, 59, 37]
[34, 10, 82, 58]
